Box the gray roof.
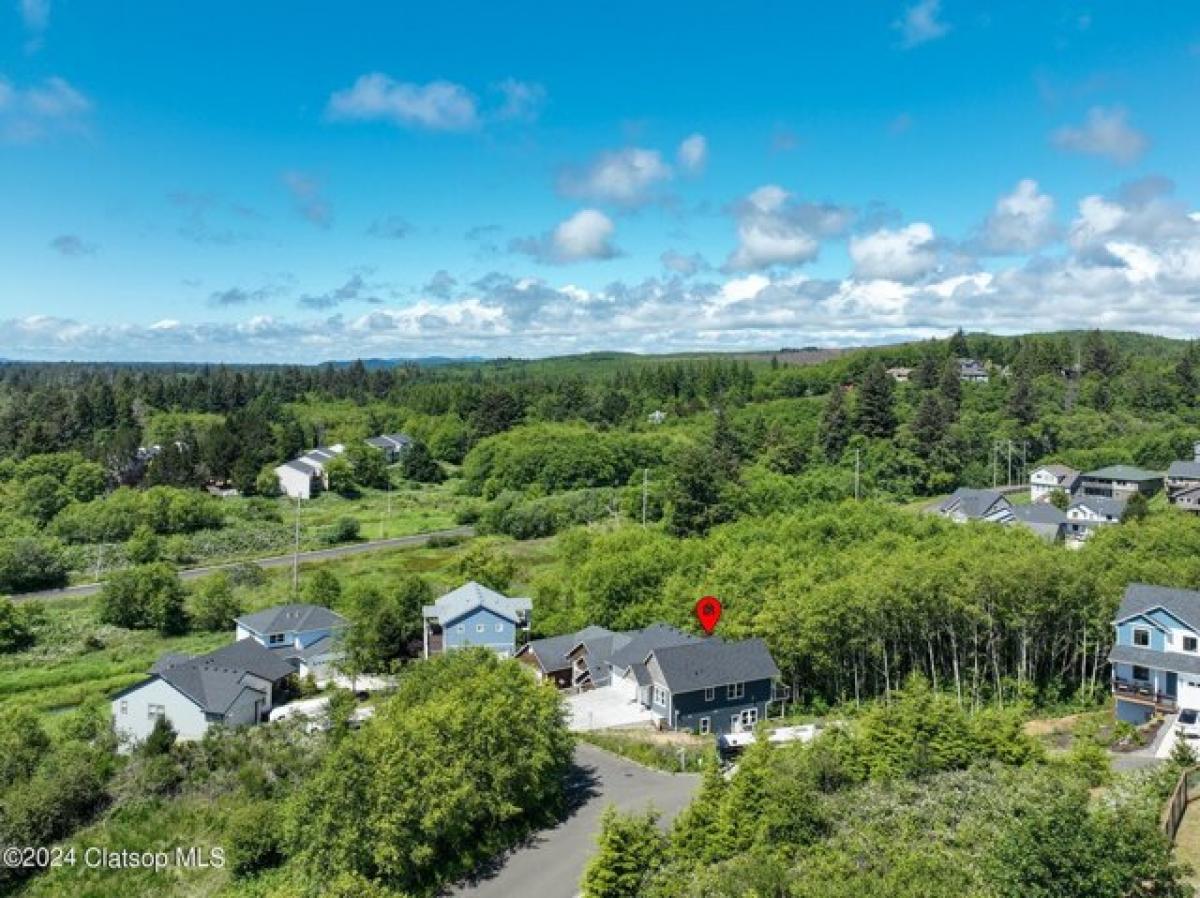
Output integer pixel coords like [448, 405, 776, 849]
[1082, 465, 1163, 482]
[1108, 644, 1200, 677]
[280, 458, 320, 475]
[1035, 463, 1078, 478]
[1010, 504, 1067, 540]
[365, 433, 412, 450]
[1069, 495, 1127, 519]
[423, 581, 532, 626]
[939, 487, 1011, 519]
[1169, 460, 1200, 480]
[235, 603, 347, 635]
[144, 639, 295, 716]
[608, 624, 700, 672]
[520, 625, 613, 672]
[1115, 583, 1200, 632]
[270, 632, 342, 664]
[648, 638, 780, 693]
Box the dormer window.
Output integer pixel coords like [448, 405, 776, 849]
[269, 633, 286, 645]
[1133, 628, 1150, 647]
[1186, 637, 1198, 653]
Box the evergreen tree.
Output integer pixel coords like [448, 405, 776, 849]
[913, 348, 941, 390]
[1176, 341, 1199, 403]
[664, 442, 736, 536]
[670, 754, 728, 865]
[1081, 329, 1119, 377]
[948, 328, 969, 357]
[938, 356, 962, 411]
[853, 362, 897, 439]
[910, 392, 948, 456]
[581, 806, 667, 898]
[401, 440, 445, 483]
[818, 387, 852, 461]
[1007, 369, 1036, 426]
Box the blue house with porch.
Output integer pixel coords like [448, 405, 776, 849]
[1109, 583, 1200, 724]
[422, 581, 532, 659]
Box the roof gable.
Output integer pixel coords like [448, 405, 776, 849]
[648, 637, 780, 693]
[1116, 583, 1200, 632]
[236, 603, 347, 635]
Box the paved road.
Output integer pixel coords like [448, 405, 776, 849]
[13, 525, 475, 602]
[448, 743, 700, 898]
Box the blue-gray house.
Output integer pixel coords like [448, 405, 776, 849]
[1109, 583, 1200, 724]
[422, 581, 532, 659]
[235, 603, 348, 682]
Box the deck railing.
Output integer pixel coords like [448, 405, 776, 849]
[1113, 678, 1178, 712]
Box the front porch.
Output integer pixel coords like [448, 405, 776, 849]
[1114, 677, 1179, 714]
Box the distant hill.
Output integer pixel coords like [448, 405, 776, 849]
[321, 356, 486, 369]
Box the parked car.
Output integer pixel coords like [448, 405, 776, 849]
[1177, 708, 1200, 739]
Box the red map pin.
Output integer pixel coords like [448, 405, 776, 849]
[695, 596, 722, 635]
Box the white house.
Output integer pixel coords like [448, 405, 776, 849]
[235, 603, 348, 682]
[274, 444, 345, 499]
[1029, 464, 1079, 504]
[936, 488, 1015, 524]
[111, 640, 295, 747]
[1064, 496, 1127, 541]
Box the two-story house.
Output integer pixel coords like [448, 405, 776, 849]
[1029, 464, 1079, 504]
[1167, 448, 1200, 513]
[622, 637, 784, 735]
[957, 358, 989, 383]
[936, 488, 1015, 524]
[273, 444, 346, 499]
[1064, 496, 1127, 541]
[565, 623, 700, 692]
[364, 432, 413, 463]
[1077, 465, 1163, 500]
[1109, 583, 1200, 724]
[422, 581, 532, 659]
[111, 639, 296, 747]
[516, 625, 614, 687]
[235, 603, 348, 681]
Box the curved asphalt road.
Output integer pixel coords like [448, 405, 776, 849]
[448, 743, 699, 898]
[13, 525, 476, 602]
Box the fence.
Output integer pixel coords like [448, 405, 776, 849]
[1162, 765, 1200, 843]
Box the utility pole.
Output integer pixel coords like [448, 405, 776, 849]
[292, 497, 301, 595]
[1007, 440, 1014, 486]
[991, 444, 998, 488]
[854, 448, 861, 500]
[641, 468, 648, 526]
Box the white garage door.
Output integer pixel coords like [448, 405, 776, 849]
[611, 670, 639, 702]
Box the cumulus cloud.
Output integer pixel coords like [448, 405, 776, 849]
[169, 191, 262, 245]
[726, 185, 853, 270]
[894, 0, 950, 48]
[850, 222, 939, 282]
[677, 134, 708, 175]
[1052, 106, 1148, 164]
[209, 285, 279, 307]
[975, 179, 1058, 254]
[0, 75, 90, 142]
[511, 209, 618, 264]
[558, 148, 672, 207]
[282, 170, 332, 228]
[424, 270, 458, 299]
[1067, 177, 1199, 258]
[326, 74, 479, 131]
[49, 234, 95, 256]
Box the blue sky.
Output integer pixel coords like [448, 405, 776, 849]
[2, 1, 1199, 361]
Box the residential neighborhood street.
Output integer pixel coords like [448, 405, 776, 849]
[12, 525, 475, 602]
[447, 743, 700, 898]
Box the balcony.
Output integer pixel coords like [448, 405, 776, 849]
[1113, 677, 1178, 712]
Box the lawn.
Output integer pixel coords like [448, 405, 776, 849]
[4, 534, 558, 717]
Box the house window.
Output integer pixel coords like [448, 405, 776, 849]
[1132, 665, 1151, 682]
[727, 682, 745, 700]
[119, 700, 128, 715]
[476, 623, 485, 633]
[1133, 628, 1151, 647]
[741, 708, 759, 728]
[698, 717, 711, 735]
[269, 633, 286, 645]
[704, 687, 715, 702]
[1187, 637, 1199, 652]
[147, 703, 165, 720]
[652, 685, 667, 706]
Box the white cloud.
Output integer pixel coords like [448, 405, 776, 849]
[1051, 106, 1148, 164]
[0, 75, 90, 142]
[558, 148, 672, 206]
[326, 74, 479, 131]
[850, 222, 939, 282]
[661, 250, 707, 276]
[677, 134, 708, 174]
[726, 185, 853, 270]
[977, 179, 1058, 254]
[894, 0, 950, 48]
[511, 209, 618, 264]
[492, 78, 546, 122]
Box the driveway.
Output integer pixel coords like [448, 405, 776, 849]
[448, 742, 699, 898]
[566, 688, 657, 732]
[12, 526, 475, 602]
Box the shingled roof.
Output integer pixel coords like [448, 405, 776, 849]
[422, 581, 532, 626]
[648, 638, 780, 693]
[1115, 583, 1200, 632]
[236, 604, 347, 635]
[520, 625, 613, 672]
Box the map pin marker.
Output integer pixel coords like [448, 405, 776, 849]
[695, 595, 722, 635]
